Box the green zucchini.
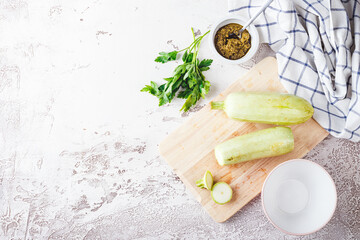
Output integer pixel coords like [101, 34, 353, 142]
[215, 127, 294, 166]
[211, 92, 314, 125]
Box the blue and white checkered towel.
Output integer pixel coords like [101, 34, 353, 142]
[228, 0, 360, 141]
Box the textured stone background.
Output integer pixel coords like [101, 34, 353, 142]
[0, 0, 359, 239]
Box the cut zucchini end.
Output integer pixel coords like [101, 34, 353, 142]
[211, 182, 233, 205]
[196, 170, 213, 190]
[204, 170, 213, 190]
[196, 179, 205, 189]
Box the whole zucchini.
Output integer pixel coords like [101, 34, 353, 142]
[211, 92, 314, 125]
[215, 127, 294, 166]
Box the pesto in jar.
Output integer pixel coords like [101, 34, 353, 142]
[214, 23, 251, 60]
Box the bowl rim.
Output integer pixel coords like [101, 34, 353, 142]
[261, 158, 337, 236]
[209, 16, 260, 64]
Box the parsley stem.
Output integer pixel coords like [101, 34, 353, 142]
[185, 29, 210, 56]
[178, 37, 201, 53]
[188, 30, 210, 63]
[171, 30, 211, 57]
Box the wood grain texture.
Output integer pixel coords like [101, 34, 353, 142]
[159, 57, 329, 223]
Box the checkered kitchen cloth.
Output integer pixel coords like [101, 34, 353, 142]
[228, 0, 360, 141]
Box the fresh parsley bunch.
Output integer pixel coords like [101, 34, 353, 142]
[141, 28, 213, 112]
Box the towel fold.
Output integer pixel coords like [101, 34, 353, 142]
[228, 0, 360, 141]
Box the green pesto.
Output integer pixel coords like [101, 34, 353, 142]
[214, 23, 251, 60]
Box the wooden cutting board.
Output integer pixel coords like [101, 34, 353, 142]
[159, 57, 329, 222]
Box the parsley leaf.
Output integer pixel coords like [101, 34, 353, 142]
[155, 51, 178, 63]
[177, 89, 193, 99]
[198, 59, 213, 68]
[182, 51, 188, 62]
[181, 88, 200, 112]
[140, 81, 161, 96]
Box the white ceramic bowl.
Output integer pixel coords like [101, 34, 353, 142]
[209, 16, 259, 64]
[262, 159, 337, 235]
